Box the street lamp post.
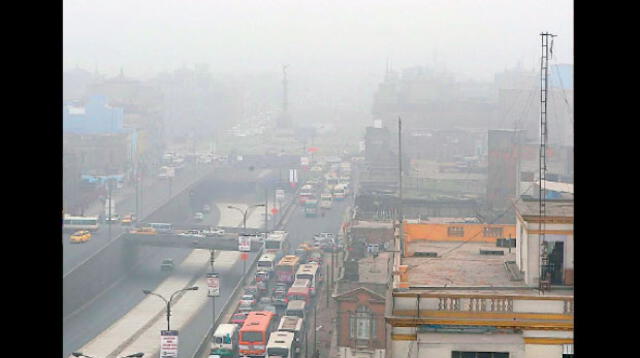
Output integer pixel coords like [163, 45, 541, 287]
[107, 178, 113, 242]
[210, 249, 216, 332]
[142, 286, 199, 330]
[228, 204, 265, 274]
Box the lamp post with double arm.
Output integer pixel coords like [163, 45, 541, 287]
[142, 286, 199, 330]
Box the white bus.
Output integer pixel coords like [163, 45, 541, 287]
[264, 231, 290, 260]
[332, 184, 346, 200]
[211, 323, 239, 357]
[266, 331, 295, 358]
[148, 222, 173, 233]
[257, 253, 277, 272]
[295, 263, 320, 296]
[284, 300, 306, 320]
[63, 215, 100, 232]
[277, 316, 304, 356]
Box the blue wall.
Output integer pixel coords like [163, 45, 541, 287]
[550, 64, 573, 90]
[63, 95, 126, 134]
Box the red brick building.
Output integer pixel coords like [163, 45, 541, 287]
[335, 287, 387, 358]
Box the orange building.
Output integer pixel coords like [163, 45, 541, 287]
[403, 223, 515, 256]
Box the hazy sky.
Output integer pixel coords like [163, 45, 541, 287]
[63, 0, 573, 81]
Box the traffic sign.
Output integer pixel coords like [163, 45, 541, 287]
[238, 235, 251, 252]
[271, 208, 279, 215]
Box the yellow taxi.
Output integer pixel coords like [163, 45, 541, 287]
[130, 226, 157, 235]
[70, 230, 92, 243]
[121, 214, 135, 226]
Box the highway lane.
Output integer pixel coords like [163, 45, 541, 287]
[63, 164, 212, 275]
[63, 202, 222, 357]
[63, 168, 355, 358]
[171, 190, 354, 358]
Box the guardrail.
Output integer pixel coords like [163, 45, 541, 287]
[191, 192, 298, 358]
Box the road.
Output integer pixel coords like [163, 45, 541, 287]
[63, 199, 223, 357]
[64, 166, 357, 358]
[63, 164, 211, 275]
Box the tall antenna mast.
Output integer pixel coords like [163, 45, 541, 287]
[539, 32, 556, 290]
[282, 64, 288, 115]
[398, 117, 404, 256]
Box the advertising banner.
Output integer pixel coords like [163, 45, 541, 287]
[207, 272, 220, 297]
[160, 330, 179, 358]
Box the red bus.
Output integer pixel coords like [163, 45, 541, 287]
[239, 311, 276, 357]
[275, 255, 301, 283]
[286, 286, 311, 304]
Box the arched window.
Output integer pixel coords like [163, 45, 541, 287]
[349, 305, 375, 340]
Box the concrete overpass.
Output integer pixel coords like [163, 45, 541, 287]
[123, 233, 263, 251]
[64, 163, 299, 321]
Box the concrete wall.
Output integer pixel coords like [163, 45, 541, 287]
[417, 333, 526, 358]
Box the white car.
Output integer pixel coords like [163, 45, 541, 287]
[179, 230, 205, 239]
[202, 227, 225, 237]
[314, 232, 335, 242]
[194, 212, 204, 221]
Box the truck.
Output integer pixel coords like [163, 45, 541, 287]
[304, 199, 318, 217]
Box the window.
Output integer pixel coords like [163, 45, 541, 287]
[452, 352, 509, 358]
[483, 227, 503, 237]
[349, 305, 375, 340]
[448, 226, 465, 237]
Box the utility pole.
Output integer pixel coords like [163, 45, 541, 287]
[135, 160, 139, 221]
[398, 117, 404, 256]
[265, 186, 269, 232]
[538, 32, 556, 290]
[313, 302, 318, 358]
[107, 179, 112, 241]
[210, 249, 216, 332]
[140, 161, 144, 219]
[326, 262, 330, 307]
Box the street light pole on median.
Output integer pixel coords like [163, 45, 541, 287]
[228, 203, 265, 274]
[142, 286, 199, 330]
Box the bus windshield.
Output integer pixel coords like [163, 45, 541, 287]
[267, 348, 289, 356]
